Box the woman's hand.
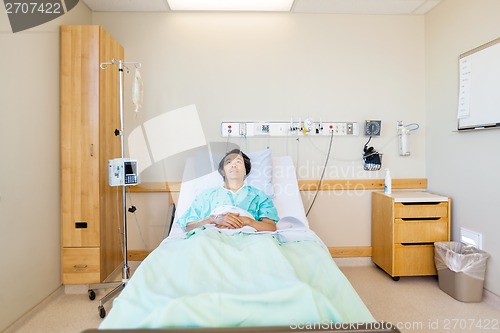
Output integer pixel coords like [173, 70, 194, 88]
[186, 213, 276, 232]
[214, 213, 245, 229]
[186, 213, 252, 232]
[215, 214, 276, 232]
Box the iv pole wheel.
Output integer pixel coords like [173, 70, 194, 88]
[98, 305, 106, 318]
[88, 289, 96, 301]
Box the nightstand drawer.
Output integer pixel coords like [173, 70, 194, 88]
[62, 248, 100, 284]
[395, 202, 448, 219]
[394, 218, 449, 243]
[394, 244, 437, 276]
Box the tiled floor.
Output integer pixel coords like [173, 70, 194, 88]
[5, 260, 500, 333]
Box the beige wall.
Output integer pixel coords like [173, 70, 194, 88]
[0, 3, 92, 331]
[94, 12, 426, 180]
[92, 12, 426, 250]
[426, 0, 500, 298]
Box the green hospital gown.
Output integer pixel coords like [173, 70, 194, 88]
[176, 185, 279, 230]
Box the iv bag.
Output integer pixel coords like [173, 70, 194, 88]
[132, 68, 143, 113]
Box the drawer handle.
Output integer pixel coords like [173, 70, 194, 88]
[73, 264, 88, 269]
[401, 217, 441, 221]
[401, 202, 441, 206]
[400, 242, 435, 246]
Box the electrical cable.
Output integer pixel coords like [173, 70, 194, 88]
[305, 131, 334, 217]
[295, 137, 300, 179]
[304, 134, 331, 155]
[404, 123, 420, 131]
[242, 135, 249, 153]
[225, 131, 231, 153]
[126, 187, 149, 252]
[115, 186, 124, 259]
[305, 133, 366, 163]
[364, 136, 372, 147]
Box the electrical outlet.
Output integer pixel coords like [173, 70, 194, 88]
[221, 122, 240, 137]
[460, 227, 482, 249]
[322, 123, 335, 133]
[321, 122, 359, 135]
[347, 123, 354, 135]
[364, 120, 381, 136]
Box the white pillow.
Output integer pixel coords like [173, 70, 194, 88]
[245, 149, 275, 198]
[191, 171, 222, 197]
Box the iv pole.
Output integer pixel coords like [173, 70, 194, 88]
[90, 59, 142, 319]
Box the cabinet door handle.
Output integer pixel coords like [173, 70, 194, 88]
[73, 264, 88, 269]
[90, 144, 94, 156]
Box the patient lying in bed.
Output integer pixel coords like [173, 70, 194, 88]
[178, 149, 279, 232]
[99, 151, 376, 329]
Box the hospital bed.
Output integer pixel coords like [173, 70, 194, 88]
[98, 153, 393, 331]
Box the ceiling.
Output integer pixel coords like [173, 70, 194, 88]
[81, 0, 441, 15]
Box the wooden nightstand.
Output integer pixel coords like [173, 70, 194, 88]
[371, 191, 451, 280]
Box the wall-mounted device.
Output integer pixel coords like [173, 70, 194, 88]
[108, 158, 139, 186]
[364, 120, 381, 136]
[362, 136, 382, 171]
[397, 121, 410, 156]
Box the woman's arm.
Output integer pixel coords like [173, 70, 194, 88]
[185, 216, 216, 232]
[244, 217, 277, 232]
[216, 214, 276, 232]
[186, 214, 277, 232]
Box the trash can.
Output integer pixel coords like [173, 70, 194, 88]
[434, 242, 489, 302]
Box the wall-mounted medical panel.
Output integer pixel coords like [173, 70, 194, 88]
[221, 122, 359, 137]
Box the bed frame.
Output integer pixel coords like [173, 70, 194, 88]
[85, 323, 401, 332]
[98, 155, 389, 331]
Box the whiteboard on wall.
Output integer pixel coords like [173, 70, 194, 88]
[457, 37, 500, 131]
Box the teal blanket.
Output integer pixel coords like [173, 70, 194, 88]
[100, 228, 375, 329]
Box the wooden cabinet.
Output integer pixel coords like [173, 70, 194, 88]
[60, 25, 123, 284]
[371, 191, 450, 280]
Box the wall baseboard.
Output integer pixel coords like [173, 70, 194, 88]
[129, 246, 372, 261]
[484, 289, 500, 311]
[328, 246, 372, 258]
[2, 286, 64, 333]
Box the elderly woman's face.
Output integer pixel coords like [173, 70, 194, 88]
[222, 153, 246, 180]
